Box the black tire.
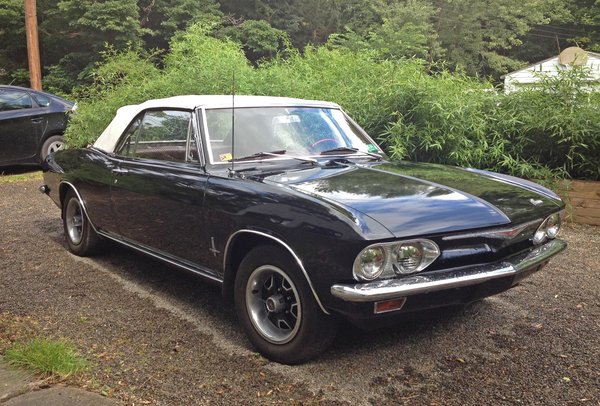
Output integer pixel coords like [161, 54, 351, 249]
[41, 135, 66, 161]
[234, 245, 338, 364]
[62, 190, 102, 256]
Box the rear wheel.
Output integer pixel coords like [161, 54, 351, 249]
[41, 135, 66, 160]
[62, 190, 102, 256]
[234, 245, 338, 364]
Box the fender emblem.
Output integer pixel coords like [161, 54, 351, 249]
[209, 237, 220, 256]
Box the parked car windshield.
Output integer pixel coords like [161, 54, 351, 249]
[204, 107, 381, 164]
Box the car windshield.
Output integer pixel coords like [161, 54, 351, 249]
[204, 107, 381, 164]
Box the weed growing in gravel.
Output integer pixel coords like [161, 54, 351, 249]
[5, 338, 90, 379]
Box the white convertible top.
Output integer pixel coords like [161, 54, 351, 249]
[93, 95, 340, 153]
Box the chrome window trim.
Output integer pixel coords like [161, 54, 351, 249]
[202, 106, 379, 166]
[185, 119, 192, 163]
[114, 108, 195, 161]
[223, 229, 330, 315]
[200, 107, 218, 165]
[192, 108, 206, 167]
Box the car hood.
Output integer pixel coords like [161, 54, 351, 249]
[263, 161, 563, 239]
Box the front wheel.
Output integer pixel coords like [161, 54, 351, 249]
[62, 190, 102, 256]
[234, 245, 338, 364]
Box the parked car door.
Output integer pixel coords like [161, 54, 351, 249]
[109, 109, 213, 270]
[0, 88, 44, 163]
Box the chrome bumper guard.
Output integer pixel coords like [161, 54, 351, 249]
[331, 239, 567, 302]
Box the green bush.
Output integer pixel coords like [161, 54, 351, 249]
[65, 23, 600, 181]
[502, 69, 600, 180]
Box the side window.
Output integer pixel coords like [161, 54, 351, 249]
[116, 110, 193, 163]
[31, 93, 51, 107]
[0, 89, 33, 112]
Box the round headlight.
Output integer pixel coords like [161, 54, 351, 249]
[533, 212, 562, 245]
[545, 213, 561, 238]
[354, 247, 385, 281]
[532, 229, 547, 245]
[394, 243, 423, 274]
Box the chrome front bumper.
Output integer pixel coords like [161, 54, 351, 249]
[331, 239, 567, 302]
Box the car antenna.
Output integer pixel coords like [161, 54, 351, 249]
[228, 72, 236, 177]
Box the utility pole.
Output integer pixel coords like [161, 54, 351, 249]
[24, 0, 42, 90]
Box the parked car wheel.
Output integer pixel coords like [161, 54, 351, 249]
[234, 245, 338, 364]
[62, 190, 102, 256]
[41, 135, 66, 160]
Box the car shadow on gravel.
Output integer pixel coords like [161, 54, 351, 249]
[41, 226, 245, 335]
[40, 218, 481, 362]
[321, 302, 485, 360]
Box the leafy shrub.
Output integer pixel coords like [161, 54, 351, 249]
[65, 23, 600, 181]
[384, 67, 600, 180]
[65, 25, 250, 147]
[502, 69, 600, 180]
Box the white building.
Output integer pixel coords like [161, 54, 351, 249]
[503, 48, 600, 93]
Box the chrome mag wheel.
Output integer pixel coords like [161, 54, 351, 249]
[65, 197, 83, 245]
[246, 265, 302, 344]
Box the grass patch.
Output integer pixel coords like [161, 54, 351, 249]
[0, 170, 43, 184]
[4, 338, 89, 379]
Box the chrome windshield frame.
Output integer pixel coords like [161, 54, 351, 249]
[200, 106, 385, 167]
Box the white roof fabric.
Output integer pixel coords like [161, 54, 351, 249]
[93, 95, 340, 153]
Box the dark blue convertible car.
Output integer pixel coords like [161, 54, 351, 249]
[41, 95, 566, 363]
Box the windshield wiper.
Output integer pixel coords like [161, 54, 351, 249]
[319, 146, 382, 159]
[231, 150, 317, 164]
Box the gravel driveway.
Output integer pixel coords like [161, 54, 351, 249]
[1, 173, 598, 405]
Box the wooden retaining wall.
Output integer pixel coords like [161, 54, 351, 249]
[557, 180, 600, 226]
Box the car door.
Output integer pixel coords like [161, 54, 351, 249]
[109, 108, 213, 270]
[0, 88, 44, 163]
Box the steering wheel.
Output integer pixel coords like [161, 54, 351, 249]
[311, 138, 338, 148]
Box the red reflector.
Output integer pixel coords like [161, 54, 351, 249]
[374, 298, 407, 314]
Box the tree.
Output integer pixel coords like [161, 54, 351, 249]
[433, 0, 555, 76]
[563, 0, 600, 52]
[139, 0, 222, 50]
[338, 0, 385, 35]
[327, 0, 442, 62]
[370, 0, 442, 60]
[219, 0, 303, 38]
[0, 0, 27, 85]
[216, 20, 288, 63]
[39, 0, 146, 91]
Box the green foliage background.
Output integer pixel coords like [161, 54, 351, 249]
[66, 25, 600, 181]
[2, 0, 599, 90]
